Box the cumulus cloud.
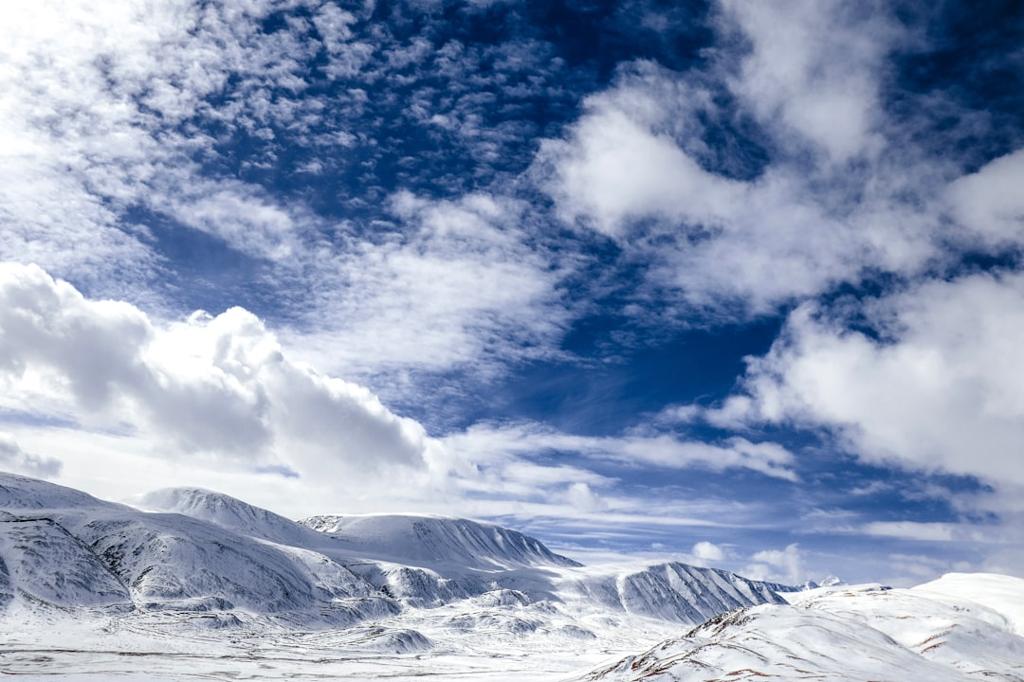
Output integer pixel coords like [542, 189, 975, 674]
[691, 540, 726, 564]
[535, 54, 942, 314]
[0, 435, 61, 479]
[0, 262, 433, 478]
[744, 543, 805, 584]
[566, 482, 607, 513]
[706, 272, 1024, 491]
[948, 147, 1024, 248]
[535, 68, 739, 239]
[719, 0, 895, 163]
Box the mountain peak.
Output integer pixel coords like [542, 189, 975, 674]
[138, 487, 312, 545]
[301, 513, 582, 569]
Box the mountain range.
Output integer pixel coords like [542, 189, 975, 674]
[1, 472, 1021, 681]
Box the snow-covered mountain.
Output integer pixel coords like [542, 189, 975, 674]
[586, 579, 1024, 681]
[0, 474, 382, 620]
[139, 486, 320, 546]
[3, 473, 1022, 681]
[569, 561, 787, 623]
[0, 475, 783, 622]
[0, 512, 130, 609]
[301, 513, 582, 569]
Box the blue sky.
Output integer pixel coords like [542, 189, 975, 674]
[0, 0, 1023, 586]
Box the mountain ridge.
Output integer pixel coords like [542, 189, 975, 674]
[0, 473, 786, 626]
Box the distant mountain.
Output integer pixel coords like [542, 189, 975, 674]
[767, 574, 844, 593]
[0, 473, 781, 627]
[301, 513, 582, 569]
[570, 561, 787, 623]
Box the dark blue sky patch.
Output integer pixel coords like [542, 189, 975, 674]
[890, 0, 1024, 170]
[473, 315, 783, 436]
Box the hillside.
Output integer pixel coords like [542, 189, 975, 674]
[586, 581, 1024, 681]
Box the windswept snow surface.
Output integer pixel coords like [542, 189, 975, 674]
[914, 572, 1024, 636]
[1, 473, 1022, 681]
[586, 582, 1024, 681]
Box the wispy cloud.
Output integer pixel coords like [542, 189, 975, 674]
[441, 420, 799, 482]
[286, 192, 576, 381]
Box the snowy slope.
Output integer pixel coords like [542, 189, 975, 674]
[587, 603, 971, 681]
[914, 572, 1024, 636]
[586, 581, 1024, 681]
[0, 473, 380, 618]
[302, 513, 582, 569]
[0, 514, 130, 608]
[139, 487, 319, 546]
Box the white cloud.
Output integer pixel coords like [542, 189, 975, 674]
[0, 435, 61, 479]
[441, 421, 798, 481]
[158, 179, 310, 262]
[287, 192, 573, 380]
[691, 540, 726, 564]
[719, 0, 895, 163]
[709, 272, 1024, 490]
[0, 262, 434, 480]
[745, 543, 805, 584]
[536, 72, 741, 239]
[566, 482, 606, 513]
[535, 59, 942, 314]
[861, 522, 985, 544]
[948, 147, 1024, 248]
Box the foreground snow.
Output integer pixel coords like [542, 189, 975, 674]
[0, 473, 1022, 680]
[587, 579, 1024, 681]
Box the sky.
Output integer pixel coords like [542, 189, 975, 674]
[0, 0, 1023, 587]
